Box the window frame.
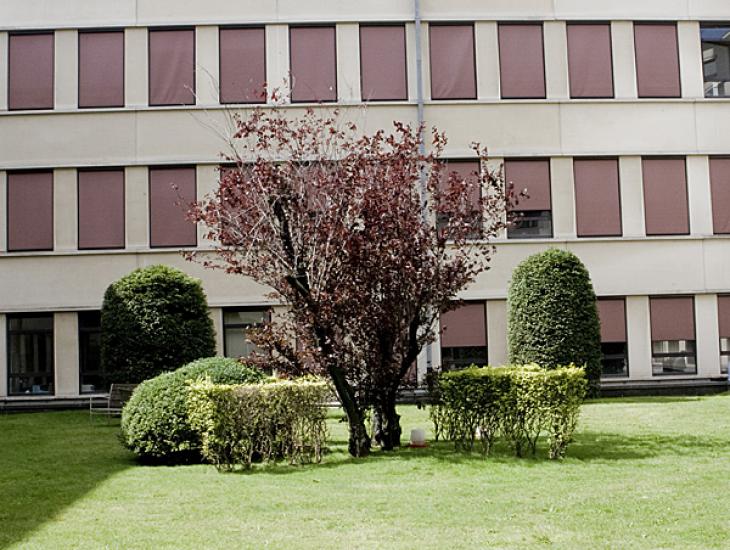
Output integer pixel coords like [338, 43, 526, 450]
[566, 21, 615, 100]
[700, 22, 730, 99]
[504, 158, 553, 240]
[288, 24, 338, 104]
[497, 22, 547, 100]
[7, 313, 55, 396]
[573, 156, 623, 238]
[641, 155, 691, 237]
[439, 301, 488, 371]
[147, 165, 198, 249]
[7, 30, 55, 111]
[217, 25, 267, 105]
[358, 23, 409, 102]
[77, 167, 126, 251]
[222, 307, 271, 359]
[428, 22, 478, 101]
[147, 26, 197, 107]
[77, 28, 126, 109]
[6, 169, 55, 253]
[649, 295, 697, 377]
[633, 22, 682, 99]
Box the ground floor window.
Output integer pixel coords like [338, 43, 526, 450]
[439, 302, 488, 371]
[597, 298, 628, 377]
[507, 210, 553, 239]
[720, 338, 729, 375]
[651, 340, 697, 375]
[8, 314, 54, 395]
[79, 311, 107, 393]
[223, 309, 269, 359]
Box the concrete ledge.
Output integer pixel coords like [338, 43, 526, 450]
[600, 378, 729, 397]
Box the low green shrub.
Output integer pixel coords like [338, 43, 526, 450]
[120, 357, 266, 461]
[187, 378, 330, 470]
[430, 365, 587, 459]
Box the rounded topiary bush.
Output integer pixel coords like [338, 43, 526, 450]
[507, 249, 602, 394]
[120, 357, 266, 461]
[101, 264, 216, 384]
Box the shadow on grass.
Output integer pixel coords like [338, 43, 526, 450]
[0, 411, 135, 549]
[229, 427, 729, 476]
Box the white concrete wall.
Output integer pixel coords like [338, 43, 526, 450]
[2, 1, 730, 398]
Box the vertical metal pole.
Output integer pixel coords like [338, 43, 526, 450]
[414, 0, 433, 375]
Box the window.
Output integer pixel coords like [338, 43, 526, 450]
[718, 295, 730, 375]
[650, 297, 697, 376]
[224, 309, 269, 358]
[79, 311, 107, 393]
[8, 32, 54, 110]
[567, 23, 614, 99]
[505, 159, 552, 239]
[290, 26, 337, 103]
[360, 25, 407, 101]
[634, 23, 681, 98]
[701, 25, 730, 98]
[437, 160, 482, 237]
[642, 157, 689, 236]
[429, 24, 476, 100]
[597, 298, 628, 377]
[219, 27, 266, 104]
[498, 24, 545, 99]
[7, 314, 54, 395]
[710, 157, 730, 234]
[148, 29, 195, 106]
[78, 30, 124, 108]
[149, 167, 197, 248]
[7, 171, 54, 252]
[574, 158, 622, 237]
[78, 169, 125, 250]
[440, 302, 487, 370]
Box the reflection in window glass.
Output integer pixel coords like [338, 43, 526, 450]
[8, 314, 54, 395]
[720, 337, 730, 375]
[651, 340, 697, 375]
[702, 25, 730, 98]
[507, 210, 553, 239]
[224, 309, 268, 359]
[601, 342, 628, 377]
[441, 346, 488, 371]
[79, 311, 107, 393]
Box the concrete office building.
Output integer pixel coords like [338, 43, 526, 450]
[2, 0, 730, 407]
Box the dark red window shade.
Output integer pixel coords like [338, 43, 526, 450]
[290, 26, 337, 103]
[504, 159, 551, 211]
[219, 27, 266, 104]
[149, 167, 197, 247]
[498, 24, 545, 99]
[360, 25, 407, 101]
[78, 31, 124, 108]
[78, 170, 125, 249]
[440, 303, 487, 348]
[429, 24, 476, 100]
[7, 172, 54, 251]
[710, 158, 730, 234]
[597, 298, 627, 343]
[650, 297, 695, 341]
[718, 295, 730, 338]
[8, 33, 54, 110]
[567, 24, 614, 98]
[148, 29, 195, 106]
[634, 24, 681, 98]
[441, 160, 481, 209]
[642, 158, 689, 236]
[574, 159, 622, 237]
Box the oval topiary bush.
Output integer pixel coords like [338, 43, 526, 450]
[101, 264, 216, 384]
[120, 357, 266, 462]
[507, 248, 602, 395]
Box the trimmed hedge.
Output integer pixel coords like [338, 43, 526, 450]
[120, 357, 266, 461]
[430, 365, 587, 459]
[101, 264, 217, 384]
[187, 378, 330, 470]
[507, 249, 602, 395]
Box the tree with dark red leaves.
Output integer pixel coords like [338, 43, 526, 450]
[189, 105, 508, 457]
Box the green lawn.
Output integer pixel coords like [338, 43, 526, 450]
[2, 395, 730, 549]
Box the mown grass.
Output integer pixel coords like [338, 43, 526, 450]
[1, 395, 730, 549]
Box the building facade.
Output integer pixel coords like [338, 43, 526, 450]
[2, 0, 730, 406]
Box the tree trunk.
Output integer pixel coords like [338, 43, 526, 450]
[347, 413, 371, 457]
[373, 394, 401, 451]
[324, 361, 370, 457]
